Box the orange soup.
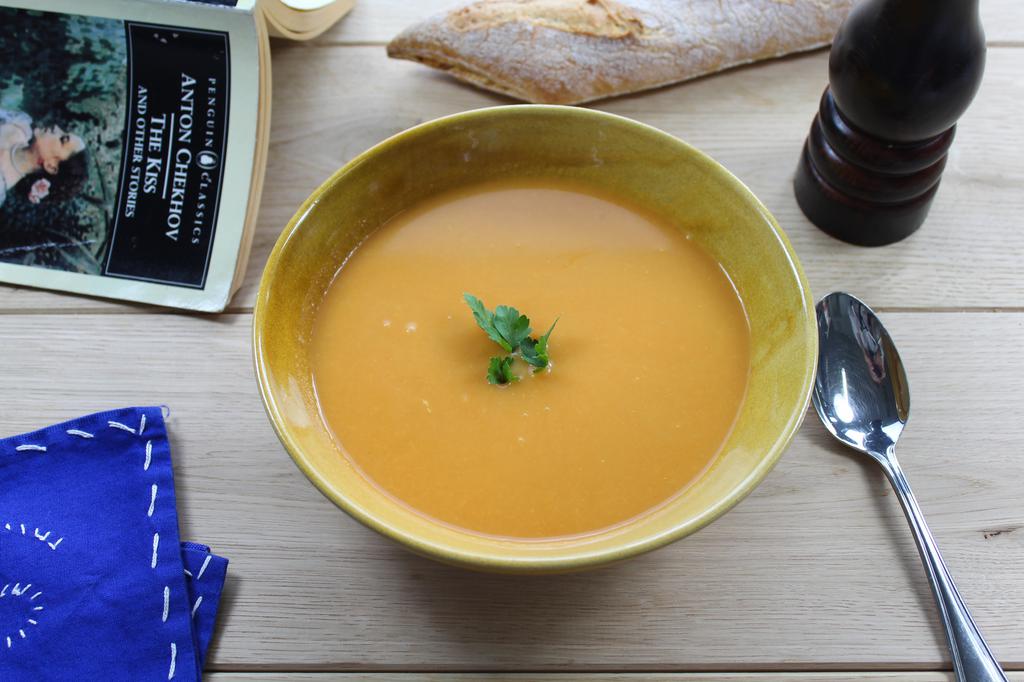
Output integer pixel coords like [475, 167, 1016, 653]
[310, 180, 750, 539]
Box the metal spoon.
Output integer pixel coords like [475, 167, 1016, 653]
[812, 291, 1006, 682]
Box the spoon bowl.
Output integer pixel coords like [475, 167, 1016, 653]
[814, 291, 910, 458]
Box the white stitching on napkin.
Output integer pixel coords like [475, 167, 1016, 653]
[1, 521, 61, 551]
[6, 425, 74, 658]
[168, 642, 177, 679]
[196, 555, 212, 581]
[125, 411, 178, 677]
[107, 420, 136, 434]
[0, 583, 43, 650]
[151, 533, 160, 569]
[5, 410, 183, 667]
[191, 595, 202, 617]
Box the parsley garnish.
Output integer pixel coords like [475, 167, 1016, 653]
[487, 356, 518, 385]
[464, 293, 558, 384]
[463, 293, 531, 352]
[520, 319, 558, 369]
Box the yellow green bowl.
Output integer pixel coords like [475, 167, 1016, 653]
[254, 105, 816, 574]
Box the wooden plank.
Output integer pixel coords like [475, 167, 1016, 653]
[0, 46, 1020, 313]
[205, 671, 1024, 675]
[317, 0, 1024, 45]
[239, 45, 1024, 311]
[2, 311, 1022, 669]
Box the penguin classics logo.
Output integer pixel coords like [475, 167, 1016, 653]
[196, 151, 219, 170]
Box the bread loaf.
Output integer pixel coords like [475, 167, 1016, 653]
[388, 0, 854, 105]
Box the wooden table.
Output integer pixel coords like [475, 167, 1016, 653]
[3, 2, 1023, 680]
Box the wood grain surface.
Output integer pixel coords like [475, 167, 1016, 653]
[1, 313, 1022, 671]
[1, 0, 1021, 677]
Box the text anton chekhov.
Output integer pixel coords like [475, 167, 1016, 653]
[122, 72, 222, 246]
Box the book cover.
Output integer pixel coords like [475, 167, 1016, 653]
[0, 0, 262, 310]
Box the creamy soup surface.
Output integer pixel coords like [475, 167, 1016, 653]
[311, 180, 750, 539]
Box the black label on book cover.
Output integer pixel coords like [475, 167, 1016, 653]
[104, 23, 230, 288]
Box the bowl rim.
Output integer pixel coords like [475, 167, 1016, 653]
[253, 104, 818, 573]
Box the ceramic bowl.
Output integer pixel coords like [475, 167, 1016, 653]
[254, 105, 816, 573]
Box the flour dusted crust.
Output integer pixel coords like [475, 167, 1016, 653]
[387, 0, 855, 104]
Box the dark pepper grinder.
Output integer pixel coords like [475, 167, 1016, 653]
[794, 0, 986, 246]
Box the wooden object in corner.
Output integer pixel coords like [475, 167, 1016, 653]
[794, 0, 986, 246]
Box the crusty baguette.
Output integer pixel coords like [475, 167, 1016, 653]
[387, 0, 854, 105]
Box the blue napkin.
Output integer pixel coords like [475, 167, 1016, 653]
[0, 407, 228, 681]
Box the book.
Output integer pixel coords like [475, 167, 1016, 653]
[0, 0, 353, 311]
[265, 0, 357, 41]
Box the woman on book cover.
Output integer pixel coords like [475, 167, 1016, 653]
[0, 109, 88, 208]
[0, 8, 123, 275]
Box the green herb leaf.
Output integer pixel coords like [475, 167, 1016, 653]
[464, 293, 514, 352]
[520, 318, 558, 369]
[466, 293, 558, 385]
[519, 338, 543, 368]
[487, 356, 518, 385]
[493, 305, 532, 351]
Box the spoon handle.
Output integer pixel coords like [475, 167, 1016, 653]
[882, 455, 1007, 682]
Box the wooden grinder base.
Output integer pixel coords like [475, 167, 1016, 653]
[794, 89, 955, 247]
